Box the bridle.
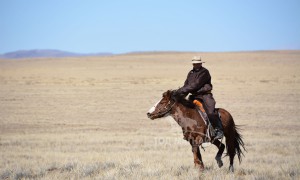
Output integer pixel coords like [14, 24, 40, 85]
[152, 98, 176, 118]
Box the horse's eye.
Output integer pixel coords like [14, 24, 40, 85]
[161, 99, 168, 103]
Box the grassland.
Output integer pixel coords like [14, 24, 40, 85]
[0, 51, 300, 179]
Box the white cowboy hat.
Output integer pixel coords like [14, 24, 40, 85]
[191, 56, 205, 64]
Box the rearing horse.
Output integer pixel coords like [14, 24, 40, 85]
[147, 90, 245, 172]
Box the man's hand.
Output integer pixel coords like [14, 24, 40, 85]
[172, 89, 188, 99]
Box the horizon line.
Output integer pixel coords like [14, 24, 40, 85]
[1, 48, 300, 55]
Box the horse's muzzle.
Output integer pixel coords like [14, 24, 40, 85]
[147, 112, 155, 120]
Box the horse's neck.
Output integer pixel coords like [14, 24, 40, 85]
[170, 103, 206, 129]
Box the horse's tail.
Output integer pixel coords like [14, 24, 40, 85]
[225, 114, 246, 163]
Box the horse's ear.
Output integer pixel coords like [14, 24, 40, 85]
[167, 90, 173, 97]
[163, 90, 172, 98]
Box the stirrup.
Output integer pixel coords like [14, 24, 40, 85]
[214, 131, 224, 140]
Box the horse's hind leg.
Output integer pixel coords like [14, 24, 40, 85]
[213, 139, 225, 168]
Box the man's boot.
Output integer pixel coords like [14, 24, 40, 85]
[209, 114, 224, 140]
[214, 119, 224, 140]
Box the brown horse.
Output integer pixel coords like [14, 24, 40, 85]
[147, 90, 245, 172]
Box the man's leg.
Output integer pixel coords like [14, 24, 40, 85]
[201, 95, 223, 140]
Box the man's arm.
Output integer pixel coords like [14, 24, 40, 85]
[197, 84, 212, 94]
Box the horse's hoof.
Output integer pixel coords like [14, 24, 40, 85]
[215, 156, 223, 168]
[229, 165, 234, 172]
[199, 164, 204, 171]
[195, 163, 204, 171]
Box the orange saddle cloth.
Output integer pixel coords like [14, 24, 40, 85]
[193, 100, 206, 113]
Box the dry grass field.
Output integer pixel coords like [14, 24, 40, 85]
[0, 51, 300, 179]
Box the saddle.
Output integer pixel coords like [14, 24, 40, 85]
[193, 100, 216, 143]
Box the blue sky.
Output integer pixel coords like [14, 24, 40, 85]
[0, 0, 299, 54]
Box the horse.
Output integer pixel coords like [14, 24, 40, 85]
[146, 90, 246, 172]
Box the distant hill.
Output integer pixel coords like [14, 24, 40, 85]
[0, 49, 113, 59]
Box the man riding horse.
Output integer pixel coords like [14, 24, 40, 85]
[147, 58, 245, 171]
[174, 56, 223, 140]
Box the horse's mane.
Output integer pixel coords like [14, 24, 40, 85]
[172, 93, 196, 109]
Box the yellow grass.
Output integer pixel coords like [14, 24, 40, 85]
[0, 51, 300, 179]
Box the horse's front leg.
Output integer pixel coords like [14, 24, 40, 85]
[191, 145, 204, 170]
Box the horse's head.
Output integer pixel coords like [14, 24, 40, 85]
[147, 90, 175, 120]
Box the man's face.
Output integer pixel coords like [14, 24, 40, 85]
[193, 63, 202, 69]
